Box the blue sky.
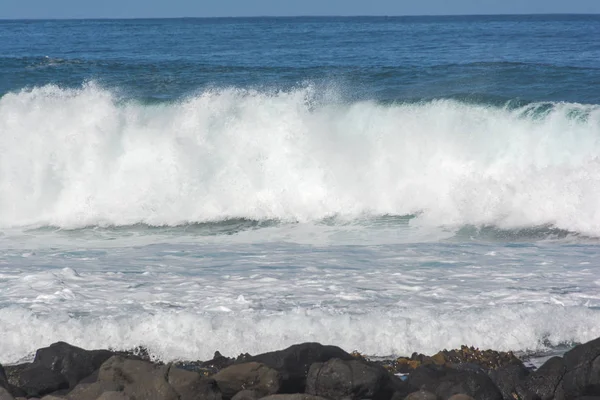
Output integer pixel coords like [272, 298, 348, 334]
[2, 0, 600, 19]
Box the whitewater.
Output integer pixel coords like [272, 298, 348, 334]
[1, 83, 600, 365]
[2, 84, 600, 234]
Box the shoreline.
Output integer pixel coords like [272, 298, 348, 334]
[2, 337, 599, 400]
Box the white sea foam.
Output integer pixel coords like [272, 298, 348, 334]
[1, 241, 600, 364]
[2, 83, 600, 234]
[2, 302, 599, 365]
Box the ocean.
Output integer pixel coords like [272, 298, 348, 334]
[1, 15, 600, 365]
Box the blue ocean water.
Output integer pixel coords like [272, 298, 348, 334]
[1, 15, 600, 364]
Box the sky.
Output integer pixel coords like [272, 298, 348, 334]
[2, 0, 600, 19]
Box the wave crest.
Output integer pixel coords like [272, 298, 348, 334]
[2, 84, 600, 235]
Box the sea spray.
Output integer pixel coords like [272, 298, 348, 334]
[2, 84, 600, 234]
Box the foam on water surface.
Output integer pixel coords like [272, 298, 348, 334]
[1, 236, 600, 364]
[3, 83, 600, 364]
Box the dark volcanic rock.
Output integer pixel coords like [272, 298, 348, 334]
[14, 363, 68, 398]
[96, 392, 132, 400]
[447, 395, 476, 400]
[562, 337, 600, 398]
[489, 362, 532, 400]
[306, 358, 409, 400]
[0, 387, 14, 400]
[167, 365, 222, 400]
[0, 365, 7, 390]
[212, 362, 281, 400]
[34, 341, 114, 388]
[3, 364, 29, 389]
[231, 390, 260, 400]
[243, 343, 354, 393]
[93, 355, 220, 400]
[407, 364, 502, 400]
[259, 395, 330, 400]
[384, 347, 523, 375]
[175, 351, 236, 376]
[401, 390, 438, 400]
[98, 355, 179, 400]
[518, 356, 565, 400]
[66, 380, 123, 400]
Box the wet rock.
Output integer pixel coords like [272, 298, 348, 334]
[243, 343, 354, 393]
[213, 362, 281, 400]
[306, 358, 409, 400]
[562, 337, 600, 397]
[407, 364, 502, 400]
[98, 356, 179, 400]
[167, 365, 222, 400]
[518, 356, 565, 400]
[34, 342, 114, 389]
[13, 363, 68, 398]
[488, 362, 531, 400]
[403, 390, 438, 400]
[119, 346, 152, 362]
[175, 351, 236, 377]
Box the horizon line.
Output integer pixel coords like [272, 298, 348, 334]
[1, 12, 599, 21]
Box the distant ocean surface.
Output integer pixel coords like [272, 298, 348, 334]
[1, 15, 600, 364]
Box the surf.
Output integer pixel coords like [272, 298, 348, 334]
[2, 83, 600, 236]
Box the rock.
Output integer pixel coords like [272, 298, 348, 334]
[231, 390, 260, 400]
[175, 351, 236, 376]
[13, 363, 68, 398]
[167, 366, 222, 400]
[383, 347, 523, 375]
[40, 396, 65, 400]
[3, 364, 29, 389]
[0, 365, 7, 389]
[244, 343, 354, 393]
[306, 358, 409, 400]
[213, 362, 281, 400]
[518, 356, 565, 400]
[258, 395, 329, 400]
[96, 392, 132, 400]
[562, 337, 600, 398]
[0, 387, 15, 400]
[65, 381, 123, 400]
[34, 342, 114, 388]
[488, 362, 531, 400]
[403, 390, 438, 400]
[447, 395, 475, 400]
[98, 356, 179, 400]
[407, 364, 502, 400]
[66, 357, 220, 400]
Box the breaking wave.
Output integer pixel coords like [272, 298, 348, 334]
[2, 83, 600, 236]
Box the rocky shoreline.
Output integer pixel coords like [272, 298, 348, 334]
[1, 337, 599, 400]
